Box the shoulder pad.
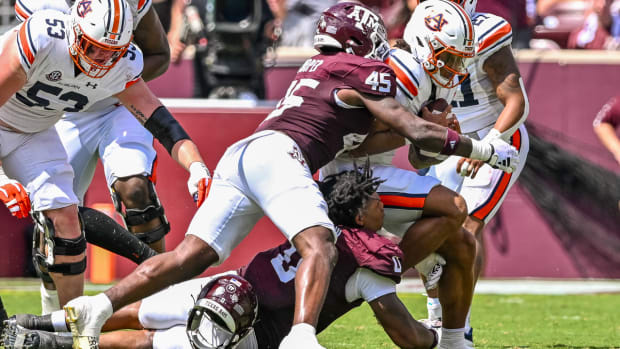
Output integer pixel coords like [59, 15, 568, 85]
[472, 12, 513, 58]
[327, 58, 397, 98]
[385, 48, 424, 100]
[15, 11, 65, 72]
[14, 0, 69, 23]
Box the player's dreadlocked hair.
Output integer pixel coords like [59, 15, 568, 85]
[319, 160, 386, 227]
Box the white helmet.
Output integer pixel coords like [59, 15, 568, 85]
[404, 0, 475, 88]
[417, 0, 478, 17]
[69, 0, 133, 78]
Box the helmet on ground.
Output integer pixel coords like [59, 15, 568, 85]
[314, 2, 390, 61]
[69, 0, 133, 78]
[404, 0, 475, 88]
[186, 274, 258, 349]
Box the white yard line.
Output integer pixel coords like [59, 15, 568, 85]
[396, 278, 620, 295]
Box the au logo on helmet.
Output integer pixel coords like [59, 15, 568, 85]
[424, 13, 448, 32]
[76, 0, 92, 18]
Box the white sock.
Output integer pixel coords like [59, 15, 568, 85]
[51, 310, 69, 332]
[40, 283, 60, 315]
[427, 297, 442, 320]
[439, 327, 465, 349]
[464, 308, 472, 333]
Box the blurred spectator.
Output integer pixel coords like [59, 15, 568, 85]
[277, 0, 336, 47]
[168, 0, 278, 99]
[593, 95, 620, 166]
[477, 0, 533, 48]
[567, 0, 620, 49]
[384, 0, 418, 42]
[532, 0, 588, 48]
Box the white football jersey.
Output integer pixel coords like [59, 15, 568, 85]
[451, 12, 514, 137]
[365, 48, 455, 165]
[0, 10, 143, 133]
[14, 0, 152, 30]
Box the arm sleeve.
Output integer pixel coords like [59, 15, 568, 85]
[345, 267, 397, 303]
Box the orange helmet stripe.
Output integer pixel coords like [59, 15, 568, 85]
[110, 0, 122, 38]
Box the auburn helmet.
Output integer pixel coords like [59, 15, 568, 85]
[68, 0, 133, 78]
[314, 2, 390, 61]
[186, 274, 258, 349]
[404, 0, 475, 88]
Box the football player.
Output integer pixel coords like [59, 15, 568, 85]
[61, 3, 518, 348]
[12, 0, 176, 314]
[0, 0, 209, 313]
[3, 164, 438, 349]
[414, 0, 530, 347]
[319, 1, 495, 347]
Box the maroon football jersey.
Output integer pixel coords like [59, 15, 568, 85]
[594, 95, 620, 129]
[256, 52, 396, 173]
[238, 226, 403, 348]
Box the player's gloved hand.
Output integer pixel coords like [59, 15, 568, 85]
[0, 180, 31, 219]
[484, 137, 519, 173]
[279, 323, 325, 349]
[187, 162, 212, 207]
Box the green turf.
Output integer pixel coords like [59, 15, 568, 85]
[1, 290, 619, 348]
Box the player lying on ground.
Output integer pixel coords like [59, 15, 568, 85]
[2, 163, 438, 349]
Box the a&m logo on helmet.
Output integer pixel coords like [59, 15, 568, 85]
[76, 0, 92, 18]
[346, 5, 380, 33]
[424, 13, 448, 32]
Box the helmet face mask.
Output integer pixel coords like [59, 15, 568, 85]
[314, 2, 390, 61]
[186, 275, 258, 349]
[69, 0, 133, 78]
[405, 0, 475, 88]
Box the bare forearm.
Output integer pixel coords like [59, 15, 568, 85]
[171, 139, 205, 170]
[594, 123, 620, 158]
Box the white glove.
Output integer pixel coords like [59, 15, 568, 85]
[187, 162, 211, 206]
[485, 137, 519, 173]
[279, 323, 325, 349]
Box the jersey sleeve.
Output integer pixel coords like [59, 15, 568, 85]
[122, 44, 145, 88]
[133, 0, 152, 28]
[15, 13, 57, 74]
[593, 96, 620, 128]
[340, 227, 403, 283]
[473, 13, 513, 66]
[14, 0, 69, 22]
[329, 60, 397, 98]
[385, 48, 421, 100]
[344, 267, 396, 303]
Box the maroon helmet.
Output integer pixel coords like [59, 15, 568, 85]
[186, 274, 258, 349]
[313, 2, 390, 61]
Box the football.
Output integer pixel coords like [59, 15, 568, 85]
[424, 98, 450, 113]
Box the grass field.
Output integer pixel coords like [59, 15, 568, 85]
[1, 282, 619, 348]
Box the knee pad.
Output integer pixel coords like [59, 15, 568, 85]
[32, 211, 87, 277]
[110, 180, 170, 244]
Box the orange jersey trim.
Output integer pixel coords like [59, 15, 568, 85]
[385, 57, 418, 97]
[380, 194, 426, 210]
[478, 23, 511, 53]
[14, 4, 29, 21]
[18, 22, 35, 65]
[125, 77, 141, 89]
[471, 129, 522, 220]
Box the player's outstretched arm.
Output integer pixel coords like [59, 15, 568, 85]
[116, 81, 211, 204]
[134, 7, 170, 81]
[370, 293, 437, 348]
[0, 31, 27, 109]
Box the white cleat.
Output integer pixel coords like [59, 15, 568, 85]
[415, 253, 446, 290]
[63, 294, 113, 349]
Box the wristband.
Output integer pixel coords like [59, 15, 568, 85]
[439, 128, 461, 156]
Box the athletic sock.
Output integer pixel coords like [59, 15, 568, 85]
[427, 297, 442, 321]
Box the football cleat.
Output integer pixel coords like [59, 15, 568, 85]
[2, 328, 69, 349]
[464, 327, 475, 349]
